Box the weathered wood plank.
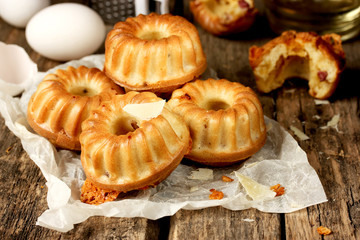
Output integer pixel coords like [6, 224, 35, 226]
[274, 41, 360, 238]
[169, 208, 281, 239]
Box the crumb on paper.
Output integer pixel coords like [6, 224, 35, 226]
[222, 175, 234, 182]
[317, 226, 332, 235]
[270, 184, 285, 197]
[188, 168, 213, 180]
[190, 186, 199, 192]
[80, 179, 121, 205]
[320, 114, 340, 131]
[234, 172, 276, 201]
[241, 218, 255, 222]
[314, 99, 330, 105]
[209, 189, 224, 200]
[290, 126, 310, 141]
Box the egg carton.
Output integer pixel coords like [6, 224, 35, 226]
[90, 0, 171, 24]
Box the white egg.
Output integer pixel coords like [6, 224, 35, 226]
[25, 3, 106, 62]
[0, 0, 50, 28]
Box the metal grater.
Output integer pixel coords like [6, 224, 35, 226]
[90, 0, 171, 25]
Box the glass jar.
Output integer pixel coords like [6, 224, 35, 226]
[263, 0, 360, 41]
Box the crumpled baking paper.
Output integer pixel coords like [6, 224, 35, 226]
[0, 55, 327, 232]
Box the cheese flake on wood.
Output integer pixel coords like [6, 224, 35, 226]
[290, 126, 310, 141]
[123, 100, 165, 120]
[235, 172, 276, 201]
[314, 99, 330, 105]
[320, 114, 340, 130]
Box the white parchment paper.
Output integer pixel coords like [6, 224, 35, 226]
[0, 55, 327, 232]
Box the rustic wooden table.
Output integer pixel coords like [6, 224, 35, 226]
[1, 0, 360, 239]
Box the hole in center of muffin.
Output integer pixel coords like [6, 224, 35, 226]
[138, 31, 168, 40]
[204, 100, 230, 111]
[110, 117, 139, 136]
[69, 86, 97, 97]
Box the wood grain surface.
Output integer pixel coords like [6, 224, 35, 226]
[1, 0, 359, 239]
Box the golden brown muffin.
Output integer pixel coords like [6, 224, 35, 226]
[27, 66, 124, 150]
[168, 78, 266, 166]
[80, 91, 192, 192]
[104, 13, 207, 93]
[190, 0, 257, 36]
[249, 31, 345, 99]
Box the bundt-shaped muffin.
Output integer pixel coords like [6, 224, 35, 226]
[104, 13, 207, 93]
[80, 91, 192, 192]
[27, 66, 123, 150]
[190, 0, 257, 36]
[168, 78, 266, 166]
[249, 31, 345, 99]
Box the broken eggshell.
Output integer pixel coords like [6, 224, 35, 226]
[0, 42, 38, 96]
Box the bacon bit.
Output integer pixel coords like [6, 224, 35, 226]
[209, 189, 224, 200]
[222, 175, 234, 182]
[5, 145, 13, 154]
[317, 71, 328, 81]
[80, 179, 121, 205]
[317, 226, 332, 235]
[239, 0, 250, 8]
[181, 93, 191, 100]
[270, 184, 285, 196]
[131, 120, 139, 130]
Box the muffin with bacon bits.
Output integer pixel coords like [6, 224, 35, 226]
[190, 0, 257, 36]
[249, 31, 345, 99]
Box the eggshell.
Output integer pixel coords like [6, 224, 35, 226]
[25, 3, 106, 62]
[0, 0, 50, 28]
[0, 42, 38, 96]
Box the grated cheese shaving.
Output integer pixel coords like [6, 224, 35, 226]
[266, 122, 273, 132]
[235, 172, 276, 201]
[290, 126, 310, 141]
